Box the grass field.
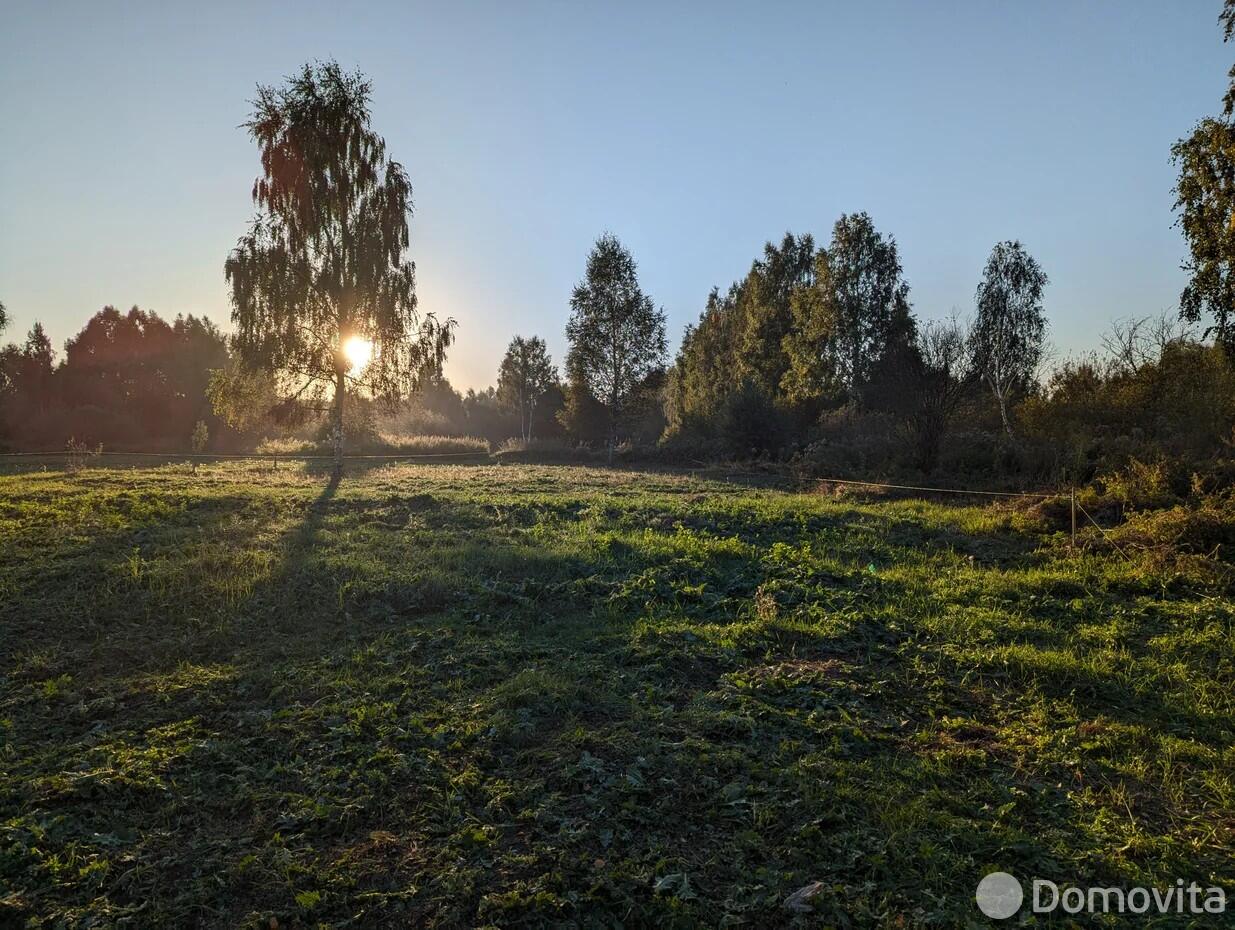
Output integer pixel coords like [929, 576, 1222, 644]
[1, 462, 1232, 927]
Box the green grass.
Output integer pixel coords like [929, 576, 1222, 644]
[0, 462, 1232, 927]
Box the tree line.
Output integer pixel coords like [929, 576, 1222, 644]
[6, 2, 1235, 487]
[0, 306, 232, 453]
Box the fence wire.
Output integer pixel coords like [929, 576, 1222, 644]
[0, 449, 492, 461]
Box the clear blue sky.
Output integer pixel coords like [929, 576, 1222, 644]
[0, 0, 1229, 389]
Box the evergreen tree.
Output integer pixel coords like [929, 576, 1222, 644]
[735, 233, 817, 397]
[666, 286, 742, 435]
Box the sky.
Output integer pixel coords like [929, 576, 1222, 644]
[0, 0, 1230, 390]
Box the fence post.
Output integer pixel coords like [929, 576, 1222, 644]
[1070, 487, 1077, 552]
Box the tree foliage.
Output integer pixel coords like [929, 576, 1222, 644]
[497, 335, 558, 441]
[224, 60, 452, 472]
[1021, 335, 1235, 475]
[1172, 118, 1235, 352]
[57, 308, 226, 434]
[565, 234, 667, 450]
[0, 306, 234, 451]
[667, 220, 915, 455]
[666, 235, 816, 440]
[866, 316, 977, 472]
[735, 233, 817, 396]
[1169, 1, 1235, 353]
[666, 286, 742, 434]
[1221, 0, 1235, 117]
[970, 241, 1048, 441]
[784, 213, 913, 403]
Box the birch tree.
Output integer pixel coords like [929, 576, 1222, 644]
[224, 61, 452, 475]
[497, 335, 557, 442]
[970, 241, 1047, 441]
[565, 234, 666, 456]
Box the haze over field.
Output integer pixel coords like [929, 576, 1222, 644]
[0, 0, 1230, 389]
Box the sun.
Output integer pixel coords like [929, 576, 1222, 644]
[342, 335, 373, 371]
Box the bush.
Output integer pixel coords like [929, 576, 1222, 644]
[655, 430, 726, 465]
[795, 408, 903, 478]
[1109, 491, 1235, 561]
[1097, 458, 1185, 510]
[380, 407, 459, 436]
[376, 433, 489, 455]
[1021, 341, 1235, 483]
[719, 382, 786, 458]
[493, 437, 601, 464]
[313, 398, 379, 446]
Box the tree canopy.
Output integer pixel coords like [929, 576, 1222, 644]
[783, 212, 913, 403]
[1170, 1, 1235, 353]
[970, 241, 1048, 440]
[565, 234, 667, 452]
[735, 233, 817, 397]
[497, 335, 558, 442]
[224, 60, 452, 472]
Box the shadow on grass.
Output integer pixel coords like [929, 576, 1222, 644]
[2, 467, 1230, 927]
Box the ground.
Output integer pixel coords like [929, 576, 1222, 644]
[0, 462, 1232, 928]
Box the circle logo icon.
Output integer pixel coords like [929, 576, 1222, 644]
[976, 872, 1023, 919]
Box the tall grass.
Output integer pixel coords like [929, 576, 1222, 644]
[255, 432, 489, 456]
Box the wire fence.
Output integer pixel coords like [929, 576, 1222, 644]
[695, 467, 1136, 560]
[807, 475, 1054, 500]
[0, 449, 493, 462]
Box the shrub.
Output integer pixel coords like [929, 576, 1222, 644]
[1021, 340, 1235, 483]
[719, 382, 786, 458]
[493, 437, 600, 464]
[376, 433, 489, 455]
[312, 397, 378, 446]
[64, 437, 103, 472]
[796, 408, 903, 478]
[1097, 458, 1184, 510]
[1108, 491, 1235, 561]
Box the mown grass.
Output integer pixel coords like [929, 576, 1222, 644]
[0, 462, 1231, 927]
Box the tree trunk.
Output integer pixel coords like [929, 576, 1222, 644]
[607, 408, 617, 465]
[995, 386, 1015, 443]
[850, 341, 862, 408]
[332, 362, 345, 477]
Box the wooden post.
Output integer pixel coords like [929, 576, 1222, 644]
[1070, 487, 1077, 551]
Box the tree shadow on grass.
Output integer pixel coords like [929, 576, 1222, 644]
[5, 470, 1231, 927]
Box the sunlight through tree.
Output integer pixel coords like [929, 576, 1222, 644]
[225, 61, 453, 475]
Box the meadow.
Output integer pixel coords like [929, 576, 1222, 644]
[1, 461, 1232, 927]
